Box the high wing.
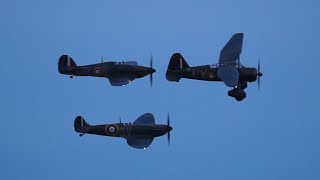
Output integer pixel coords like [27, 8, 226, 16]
[126, 136, 154, 149]
[217, 65, 239, 87]
[219, 33, 243, 64]
[133, 113, 155, 125]
[109, 77, 131, 86]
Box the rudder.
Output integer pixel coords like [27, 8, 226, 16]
[166, 53, 189, 82]
[167, 53, 189, 70]
[58, 55, 77, 74]
[74, 116, 90, 133]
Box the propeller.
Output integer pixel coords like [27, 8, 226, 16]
[167, 113, 171, 145]
[257, 60, 263, 90]
[150, 54, 154, 87]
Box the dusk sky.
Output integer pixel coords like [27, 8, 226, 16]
[1, 1, 320, 179]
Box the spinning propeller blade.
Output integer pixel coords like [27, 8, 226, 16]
[150, 55, 153, 87]
[257, 60, 263, 90]
[167, 113, 171, 145]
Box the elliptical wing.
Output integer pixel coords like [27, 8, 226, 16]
[109, 77, 131, 86]
[126, 136, 154, 149]
[133, 113, 155, 125]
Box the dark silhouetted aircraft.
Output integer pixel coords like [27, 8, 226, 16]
[58, 55, 156, 87]
[74, 113, 173, 149]
[166, 33, 263, 101]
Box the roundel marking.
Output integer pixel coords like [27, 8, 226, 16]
[105, 124, 118, 135]
[207, 72, 215, 80]
[93, 67, 102, 75]
[108, 126, 116, 133]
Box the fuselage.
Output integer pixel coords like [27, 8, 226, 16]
[83, 123, 172, 139]
[169, 64, 258, 83]
[61, 62, 155, 79]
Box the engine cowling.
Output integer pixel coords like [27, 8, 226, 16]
[240, 68, 257, 82]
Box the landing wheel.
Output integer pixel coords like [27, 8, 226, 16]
[70, 76, 73, 79]
[228, 88, 246, 101]
[239, 82, 247, 89]
[235, 93, 246, 101]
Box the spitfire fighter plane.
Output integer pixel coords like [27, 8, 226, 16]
[74, 113, 173, 149]
[166, 33, 263, 101]
[58, 55, 156, 87]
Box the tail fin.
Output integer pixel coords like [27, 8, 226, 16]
[74, 116, 91, 133]
[58, 55, 77, 74]
[166, 53, 189, 82]
[167, 53, 189, 70]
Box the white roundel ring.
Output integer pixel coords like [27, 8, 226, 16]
[93, 67, 101, 75]
[106, 125, 117, 134]
[108, 126, 116, 133]
[207, 72, 215, 79]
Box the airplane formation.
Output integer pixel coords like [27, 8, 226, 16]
[58, 33, 263, 149]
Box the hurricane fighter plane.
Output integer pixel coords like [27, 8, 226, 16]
[74, 113, 173, 149]
[166, 33, 263, 101]
[58, 55, 156, 86]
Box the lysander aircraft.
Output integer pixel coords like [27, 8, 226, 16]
[166, 33, 263, 101]
[74, 113, 173, 149]
[58, 55, 156, 87]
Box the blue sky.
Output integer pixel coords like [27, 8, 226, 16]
[1, 0, 320, 179]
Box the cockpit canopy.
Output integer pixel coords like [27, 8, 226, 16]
[116, 61, 138, 66]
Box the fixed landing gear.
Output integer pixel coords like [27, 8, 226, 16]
[70, 76, 73, 79]
[239, 82, 247, 89]
[228, 87, 246, 101]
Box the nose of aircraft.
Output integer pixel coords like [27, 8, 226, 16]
[142, 67, 155, 75]
[168, 126, 173, 131]
[149, 68, 156, 74]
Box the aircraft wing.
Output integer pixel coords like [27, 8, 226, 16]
[109, 78, 131, 86]
[219, 33, 243, 64]
[133, 113, 155, 125]
[217, 65, 239, 87]
[126, 136, 154, 149]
